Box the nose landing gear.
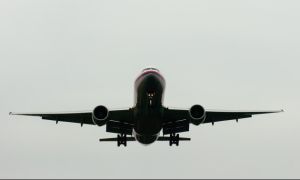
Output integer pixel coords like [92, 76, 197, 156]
[147, 92, 155, 107]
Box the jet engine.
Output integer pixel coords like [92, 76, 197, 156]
[189, 104, 206, 125]
[92, 105, 109, 126]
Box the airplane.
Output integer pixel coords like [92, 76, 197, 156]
[10, 68, 283, 147]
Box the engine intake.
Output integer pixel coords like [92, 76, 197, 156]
[92, 105, 109, 126]
[189, 104, 206, 125]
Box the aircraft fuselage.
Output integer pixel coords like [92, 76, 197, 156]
[133, 69, 166, 144]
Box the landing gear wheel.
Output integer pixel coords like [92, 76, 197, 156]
[169, 133, 180, 146]
[117, 134, 127, 147]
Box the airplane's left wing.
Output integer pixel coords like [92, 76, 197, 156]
[204, 110, 283, 124]
[163, 108, 283, 134]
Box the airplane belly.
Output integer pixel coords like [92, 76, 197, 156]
[133, 130, 159, 145]
[133, 109, 163, 144]
[134, 117, 162, 134]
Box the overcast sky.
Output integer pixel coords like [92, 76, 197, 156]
[0, 0, 299, 178]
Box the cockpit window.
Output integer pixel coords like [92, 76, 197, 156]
[142, 68, 160, 72]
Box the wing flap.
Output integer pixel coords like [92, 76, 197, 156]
[106, 120, 133, 135]
[163, 119, 190, 134]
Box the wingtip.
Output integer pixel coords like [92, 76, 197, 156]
[9, 112, 18, 115]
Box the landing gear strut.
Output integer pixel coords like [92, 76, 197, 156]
[169, 133, 180, 146]
[117, 134, 127, 147]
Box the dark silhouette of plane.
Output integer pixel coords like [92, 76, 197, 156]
[10, 68, 283, 146]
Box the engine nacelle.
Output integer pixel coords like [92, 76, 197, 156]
[189, 104, 206, 126]
[92, 105, 109, 126]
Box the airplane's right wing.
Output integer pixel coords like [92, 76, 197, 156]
[9, 111, 94, 125]
[10, 108, 134, 135]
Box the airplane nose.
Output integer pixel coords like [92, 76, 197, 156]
[145, 73, 156, 81]
[144, 73, 161, 82]
[144, 74, 161, 90]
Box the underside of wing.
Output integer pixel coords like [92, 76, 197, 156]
[205, 110, 283, 124]
[105, 109, 134, 135]
[10, 111, 94, 125]
[163, 108, 190, 134]
[10, 108, 134, 134]
[163, 108, 283, 133]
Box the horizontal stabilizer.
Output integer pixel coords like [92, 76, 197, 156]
[99, 137, 191, 142]
[157, 137, 191, 141]
[99, 137, 136, 142]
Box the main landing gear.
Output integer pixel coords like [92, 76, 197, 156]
[99, 134, 135, 147]
[117, 134, 127, 147]
[156, 134, 190, 146]
[100, 134, 190, 146]
[169, 133, 180, 146]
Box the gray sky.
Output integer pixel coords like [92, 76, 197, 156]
[0, 0, 299, 178]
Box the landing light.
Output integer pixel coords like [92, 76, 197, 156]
[147, 92, 155, 97]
